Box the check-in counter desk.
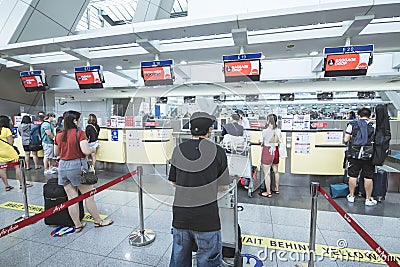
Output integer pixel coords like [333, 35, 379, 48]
[290, 130, 345, 175]
[248, 129, 345, 176]
[96, 128, 126, 163]
[247, 129, 286, 173]
[125, 128, 173, 164]
[14, 136, 44, 158]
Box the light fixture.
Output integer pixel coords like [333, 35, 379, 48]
[180, 60, 187, 65]
[61, 70, 68, 74]
[116, 65, 123, 70]
[309, 51, 319, 56]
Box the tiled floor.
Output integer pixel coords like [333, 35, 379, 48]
[0, 165, 399, 266]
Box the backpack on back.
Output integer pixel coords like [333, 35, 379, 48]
[372, 104, 391, 166]
[347, 119, 375, 160]
[29, 124, 43, 151]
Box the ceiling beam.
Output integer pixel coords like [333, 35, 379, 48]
[60, 47, 90, 61]
[342, 15, 374, 37]
[136, 39, 160, 54]
[232, 28, 248, 46]
[110, 70, 138, 83]
[1, 54, 28, 65]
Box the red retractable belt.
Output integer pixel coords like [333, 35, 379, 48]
[318, 186, 400, 267]
[0, 170, 137, 238]
[0, 161, 20, 169]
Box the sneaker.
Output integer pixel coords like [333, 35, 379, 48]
[365, 198, 377, 206]
[44, 170, 52, 175]
[346, 194, 355, 203]
[51, 167, 58, 172]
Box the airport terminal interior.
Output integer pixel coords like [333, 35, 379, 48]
[0, 0, 400, 266]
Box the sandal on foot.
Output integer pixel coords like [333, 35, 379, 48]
[75, 222, 86, 233]
[258, 192, 272, 198]
[34, 166, 42, 170]
[272, 190, 280, 194]
[19, 183, 33, 189]
[94, 219, 113, 227]
[5, 186, 14, 191]
[25, 167, 32, 170]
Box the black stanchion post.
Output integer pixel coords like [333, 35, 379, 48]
[129, 165, 156, 246]
[15, 159, 34, 222]
[308, 182, 319, 267]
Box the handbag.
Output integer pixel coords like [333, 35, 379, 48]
[329, 183, 349, 199]
[76, 131, 98, 185]
[278, 143, 287, 158]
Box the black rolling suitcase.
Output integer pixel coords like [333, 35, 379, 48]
[43, 178, 84, 226]
[357, 169, 388, 201]
[372, 169, 388, 202]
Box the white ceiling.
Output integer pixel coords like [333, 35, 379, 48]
[1, 0, 400, 100]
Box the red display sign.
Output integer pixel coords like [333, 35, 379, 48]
[325, 53, 369, 71]
[145, 121, 158, 127]
[311, 122, 328, 128]
[224, 60, 260, 76]
[142, 66, 172, 81]
[21, 76, 43, 88]
[75, 71, 101, 85]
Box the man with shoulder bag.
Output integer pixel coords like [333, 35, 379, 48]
[344, 107, 377, 206]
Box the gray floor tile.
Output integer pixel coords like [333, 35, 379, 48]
[0, 239, 61, 266]
[107, 232, 172, 266]
[272, 224, 327, 245]
[37, 248, 106, 267]
[99, 257, 153, 266]
[352, 214, 400, 238]
[318, 228, 372, 251]
[238, 203, 272, 223]
[94, 202, 126, 218]
[65, 225, 132, 256]
[8, 219, 50, 239]
[25, 225, 83, 248]
[144, 210, 173, 234]
[240, 220, 274, 238]
[126, 194, 168, 210]
[0, 235, 23, 254]
[95, 190, 136, 206]
[270, 206, 310, 227]
[111, 206, 155, 228]
[316, 211, 355, 233]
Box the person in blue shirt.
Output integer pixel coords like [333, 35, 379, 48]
[41, 113, 56, 175]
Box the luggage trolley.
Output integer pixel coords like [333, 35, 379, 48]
[221, 135, 257, 197]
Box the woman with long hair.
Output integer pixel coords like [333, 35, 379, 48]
[85, 113, 100, 167]
[18, 115, 41, 170]
[259, 114, 283, 197]
[54, 110, 112, 232]
[0, 115, 32, 191]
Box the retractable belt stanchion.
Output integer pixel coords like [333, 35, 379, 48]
[308, 182, 319, 267]
[15, 159, 34, 222]
[129, 166, 156, 246]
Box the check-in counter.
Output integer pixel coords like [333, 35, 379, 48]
[126, 128, 174, 164]
[14, 136, 44, 158]
[247, 129, 286, 173]
[290, 130, 345, 175]
[96, 127, 125, 163]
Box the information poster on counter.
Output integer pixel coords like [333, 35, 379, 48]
[326, 132, 342, 143]
[126, 130, 140, 148]
[292, 115, 310, 130]
[281, 115, 293, 130]
[293, 132, 311, 154]
[111, 129, 119, 141]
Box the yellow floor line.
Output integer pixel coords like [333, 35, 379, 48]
[0, 201, 107, 222]
[241, 234, 400, 265]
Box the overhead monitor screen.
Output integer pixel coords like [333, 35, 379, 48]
[184, 96, 196, 104]
[245, 94, 259, 102]
[142, 66, 173, 86]
[156, 97, 168, 104]
[224, 60, 261, 83]
[324, 53, 371, 77]
[20, 70, 48, 92]
[74, 65, 104, 89]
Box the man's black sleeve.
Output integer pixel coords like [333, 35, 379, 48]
[168, 164, 177, 183]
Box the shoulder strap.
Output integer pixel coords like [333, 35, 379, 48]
[90, 124, 97, 133]
[76, 130, 83, 168]
[0, 135, 13, 148]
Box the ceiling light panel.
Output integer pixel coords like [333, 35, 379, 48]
[13, 51, 79, 64]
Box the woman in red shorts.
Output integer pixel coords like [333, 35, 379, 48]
[259, 114, 283, 198]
